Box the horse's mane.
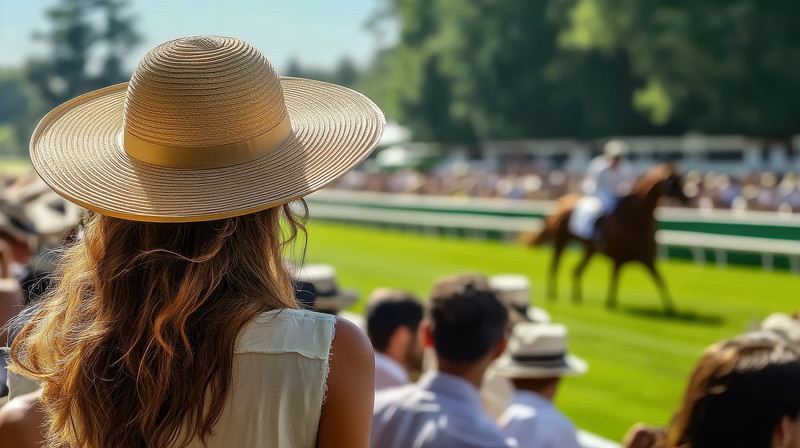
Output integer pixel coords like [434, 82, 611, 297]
[631, 164, 674, 198]
[614, 164, 675, 218]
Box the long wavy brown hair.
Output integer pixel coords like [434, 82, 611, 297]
[10, 202, 307, 448]
[665, 331, 800, 448]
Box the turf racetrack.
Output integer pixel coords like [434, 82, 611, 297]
[305, 221, 799, 442]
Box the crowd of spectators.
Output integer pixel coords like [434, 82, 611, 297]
[332, 166, 800, 213]
[0, 180, 799, 448]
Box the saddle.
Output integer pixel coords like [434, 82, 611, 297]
[568, 196, 605, 240]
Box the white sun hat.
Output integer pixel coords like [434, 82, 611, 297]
[493, 322, 588, 378]
[489, 274, 551, 323]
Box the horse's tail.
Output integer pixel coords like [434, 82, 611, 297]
[520, 194, 579, 247]
[519, 226, 551, 247]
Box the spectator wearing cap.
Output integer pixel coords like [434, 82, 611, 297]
[495, 323, 587, 448]
[489, 274, 550, 325]
[366, 288, 424, 390]
[371, 273, 513, 448]
[483, 274, 549, 419]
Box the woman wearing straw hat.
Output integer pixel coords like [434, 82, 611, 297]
[9, 36, 383, 448]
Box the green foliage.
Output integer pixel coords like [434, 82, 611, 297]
[0, 70, 44, 156]
[558, 0, 800, 136]
[1, 0, 141, 157]
[370, 0, 800, 141]
[284, 56, 360, 88]
[27, 0, 140, 107]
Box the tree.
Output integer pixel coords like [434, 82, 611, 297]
[558, 0, 800, 136]
[26, 0, 141, 109]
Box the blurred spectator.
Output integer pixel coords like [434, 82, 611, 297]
[371, 273, 512, 448]
[292, 264, 359, 314]
[489, 274, 550, 324]
[331, 165, 800, 213]
[664, 331, 800, 448]
[482, 275, 550, 419]
[0, 279, 23, 398]
[0, 389, 45, 448]
[495, 323, 588, 448]
[366, 288, 424, 390]
[622, 423, 665, 448]
[761, 312, 800, 350]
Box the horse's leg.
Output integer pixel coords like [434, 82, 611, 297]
[571, 242, 595, 304]
[644, 261, 676, 315]
[547, 238, 567, 301]
[606, 261, 622, 309]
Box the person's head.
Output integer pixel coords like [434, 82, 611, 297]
[366, 288, 424, 371]
[425, 273, 509, 370]
[604, 140, 629, 168]
[10, 35, 384, 448]
[666, 332, 800, 448]
[293, 264, 359, 315]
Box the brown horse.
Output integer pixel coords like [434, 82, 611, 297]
[529, 164, 687, 313]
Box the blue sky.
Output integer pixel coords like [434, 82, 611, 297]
[0, 0, 393, 72]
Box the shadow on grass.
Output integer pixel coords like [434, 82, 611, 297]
[619, 305, 726, 326]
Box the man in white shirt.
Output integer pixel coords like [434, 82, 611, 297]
[371, 274, 515, 448]
[366, 288, 424, 390]
[494, 323, 588, 448]
[571, 140, 635, 240]
[582, 140, 635, 213]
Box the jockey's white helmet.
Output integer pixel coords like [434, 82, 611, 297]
[604, 140, 629, 159]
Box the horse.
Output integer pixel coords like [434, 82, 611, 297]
[527, 164, 688, 313]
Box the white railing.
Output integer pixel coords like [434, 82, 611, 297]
[307, 192, 800, 274]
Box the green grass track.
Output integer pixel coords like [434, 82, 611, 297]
[304, 221, 799, 441]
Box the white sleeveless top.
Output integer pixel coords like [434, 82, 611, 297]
[186, 308, 336, 448]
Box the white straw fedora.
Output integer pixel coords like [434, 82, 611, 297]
[30, 36, 385, 222]
[488, 274, 551, 324]
[493, 322, 588, 379]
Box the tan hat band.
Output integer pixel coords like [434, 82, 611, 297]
[123, 115, 292, 169]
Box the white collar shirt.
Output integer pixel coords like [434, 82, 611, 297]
[582, 156, 635, 199]
[498, 390, 581, 448]
[374, 352, 410, 391]
[371, 370, 516, 448]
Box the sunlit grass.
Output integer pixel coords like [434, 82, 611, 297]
[305, 221, 799, 441]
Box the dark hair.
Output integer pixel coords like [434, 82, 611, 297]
[366, 289, 423, 352]
[428, 274, 508, 362]
[667, 332, 800, 448]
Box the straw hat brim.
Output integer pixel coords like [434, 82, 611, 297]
[30, 77, 385, 222]
[492, 353, 588, 379]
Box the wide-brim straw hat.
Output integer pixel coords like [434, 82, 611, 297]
[30, 36, 385, 222]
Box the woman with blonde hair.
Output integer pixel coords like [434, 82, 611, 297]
[665, 332, 800, 448]
[9, 35, 383, 448]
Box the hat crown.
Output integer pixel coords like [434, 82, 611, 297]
[124, 36, 288, 150]
[508, 323, 569, 357]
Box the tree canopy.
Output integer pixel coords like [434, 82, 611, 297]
[362, 0, 800, 142]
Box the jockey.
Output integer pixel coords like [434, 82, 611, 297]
[569, 140, 635, 241]
[582, 140, 635, 214]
